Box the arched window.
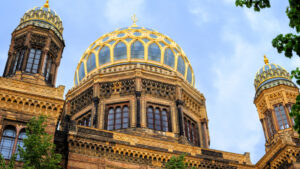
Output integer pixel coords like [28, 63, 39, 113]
[16, 129, 26, 160]
[148, 43, 161, 62]
[164, 48, 175, 67]
[114, 42, 127, 61]
[123, 106, 129, 128]
[86, 53, 96, 73]
[25, 48, 42, 74]
[107, 108, 114, 130]
[162, 110, 168, 132]
[106, 104, 130, 130]
[99, 46, 111, 65]
[42, 55, 53, 82]
[77, 111, 92, 127]
[131, 41, 144, 59]
[177, 55, 185, 75]
[184, 116, 199, 146]
[274, 104, 289, 130]
[187, 66, 192, 84]
[0, 127, 16, 159]
[78, 62, 85, 81]
[147, 105, 171, 132]
[147, 107, 154, 129]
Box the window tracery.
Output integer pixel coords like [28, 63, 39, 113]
[25, 48, 42, 74]
[0, 127, 16, 159]
[99, 79, 135, 98]
[274, 104, 289, 130]
[77, 111, 92, 127]
[70, 87, 93, 114]
[184, 115, 199, 146]
[106, 103, 129, 130]
[146, 104, 171, 132]
[43, 54, 53, 83]
[142, 79, 176, 100]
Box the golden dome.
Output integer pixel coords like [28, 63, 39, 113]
[74, 24, 195, 87]
[16, 1, 63, 40]
[254, 56, 290, 91]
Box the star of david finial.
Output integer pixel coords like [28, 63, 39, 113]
[131, 14, 138, 26]
[44, 0, 49, 8]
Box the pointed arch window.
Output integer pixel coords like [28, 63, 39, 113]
[114, 42, 127, 61]
[274, 104, 289, 130]
[0, 127, 16, 159]
[177, 55, 185, 76]
[77, 111, 92, 127]
[164, 48, 175, 67]
[86, 53, 96, 73]
[147, 104, 171, 132]
[25, 48, 42, 74]
[131, 41, 144, 59]
[148, 43, 161, 62]
[106, 103, 130, 131]
[99, 46, 111, 65]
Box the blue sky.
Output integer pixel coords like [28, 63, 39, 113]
[0, 0, 299, 164]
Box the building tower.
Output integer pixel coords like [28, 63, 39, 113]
[254, 56, 300, 168]
[57, 21, 253, 168]
[0, 0, 65, 160]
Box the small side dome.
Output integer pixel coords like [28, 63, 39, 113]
[254, 55, 291, 91]
[16, 0, 63, 40]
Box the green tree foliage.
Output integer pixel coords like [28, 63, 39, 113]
[235, 0, 300, 133]
[0, 115, 62, 169]
[0, 155, 16, 169]
[165, 154, 187, 169]
[19, 115, 62, 169]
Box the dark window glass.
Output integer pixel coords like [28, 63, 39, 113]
[184, 116, 199, 146]
[43, 55, 53, 82]
[287, 104, 295, 125]
[87, 53, 96, 73]
[11, 49, 25, 73]
[78, 113, 91, 127]
[99, 46, 111, 65]
[78, 62, 85, 81]
[177, 55, 185, 75]
[0, 127, 16, 159]
[106, 104, 130, 130]
[25, 48, 41, 74]
[108, 108, 114, 131]
[147, 107, 154, 129]
[131, 41, 144, 59]
[266, 111, 275, 138]
[274, 104, 289, 130]
[164, 48, 175, 67]
[114, 42, 127, 61]
[147, 105, 170, 132]
[148, 43, 161, 62]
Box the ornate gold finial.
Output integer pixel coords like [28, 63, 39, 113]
[131, 14, 138, 26]
[264, 55, 269, 65]
[44, 0, 49, 8]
